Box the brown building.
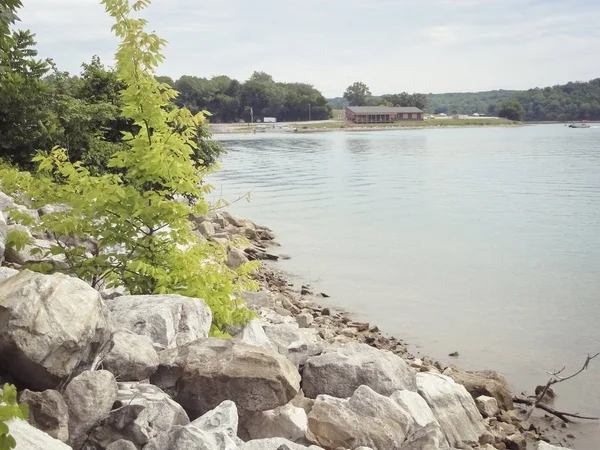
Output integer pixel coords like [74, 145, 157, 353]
[345, 106, 424, 123]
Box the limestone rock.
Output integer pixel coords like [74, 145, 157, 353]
[307, 385, 413, 450]
[227, 247, 249, 269]
[7, 418, 72, 450]
[0, 270, 113, 389]
[190, 400, 238, 441]
[302, 342, 417, 399]
[89, 381, 189, 448]
[152, 338, 301, 416]
[242, 291, 278, 310]
[444, 366, 514, 410]
[475, 395, 499, 418]
[0, 211, 6, 263]
[0, 266, 18, 280]
[263, 322, 323, 366]
[19, 389, 69, 442]
[38, 203, 71, 216]
[197, 221, 215, 237]
[64, 370, 118, 450]
[238, 319, 278, 352]
[144, 425, 238, 450]
[4, 237, 67, 268]
[106, 294, 212, 350]
[296, 313, 314, 328]
[106, 440, 138, 450]
[400, 422, 451, 450]
[0, 192, 15, 211]
[537, 443, 572, 450]
[241, 438, 323, 450]
[416, 373, 485, 447]
[103, 330, 159, 381]
[242, 403, 308, 442]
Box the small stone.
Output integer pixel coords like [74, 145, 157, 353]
[321, 308, 331, 316]
[479, 431, 494, 445]
[505, 433, 526, 450]
[297, 313, 314, 328]
[341, 327, 358, 338]
[319, 292, 330, 298]
[369, 325, 380, 333]
[449, 351, 459, 357]
[300, 288, 311, 295]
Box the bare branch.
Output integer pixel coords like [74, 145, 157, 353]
[514, 397, 599, 423]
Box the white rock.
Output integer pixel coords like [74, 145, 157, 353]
[242, 403, 308, 442]
[64, 370, 118, 450]
[241, 438, 323, 450]
[152, 338, 301, 417]
[537, 443, 572, 450]
[0, 192, 15, 211]
[4, 237, 67, 267]
[416, 373, 485, 447]
[190, 400, 239, 441]
[259, 307, 297, 324]
[7, 418, 71, 450]
[0, 211, 6, 263]
[106, 294, 212, 350]
[0, 266, 18, 280]
[307, 385, 413, 450]
[296, 313, 314, 328]
[475, 395, 499, 418]
[303, 342, 417, 399]
[38, 203, 71, 216]
[6, 204, 40, 224]
[103, 330, 159, 381]
[0, 270, 113, 389]
[239, 319, 277, 351]
[144, 425, 238, 450]
[226, 247, 249, 269]
[89, 381, 189, 448]
[263, 322, 323, 367]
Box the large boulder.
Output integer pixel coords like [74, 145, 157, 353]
[106, 440, 137, 450]
[106, 294, 212, 350]
[444, 366, 514, 410]
[241, 438, 323, 450]
[88, 381, 189, 449]
[263, 322, 324, 367]
[0, 271, 113, 389]
[302, 343, 417, 399]
[391, 390, 448, 448]
[103, 331, 159, 381]
[226, 247, 249, 270]
[144, 425, 238, 450]
[19, 389, 69, 442]
[152, 338, 301, 417]
[416, 373, 486, 447]
[241, 403, 308, 442]
[64, 370, 118, 450]
[0, 211, 6, 263]
[400, 422, 451, 450]
[307, 385, 413, 450]
[6, 418, 72, 450]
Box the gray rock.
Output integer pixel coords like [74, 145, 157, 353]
[152, 338, 301, 417]
[226, 247, 249, 269]
[38, 203, 71, 216]
[0, 211, 6, 263]
[296, 313, 314, 328]
[103, 331, 159, 381]
[106, 440, 138, 450]
[302, 343, 417, 399]
[263, 322, 324, 367]
[106, 294, 212, 350]
[444, 366, 514, 410]
[241, 438, 323, 450]
[390, 390, 439, 428]
[260, 307, 297, 325]
[88, 381, 189, 448]
[197, 221, 216, 237]
[0, 266, 18, 280]
[400, 422, 451, 450]
[416, 373, 485, 447]
[64, 370, 118, 450]
[0, 192, 15, 211]
[144, 425, 238, 450]
[242, 291, 277, 310]
[6, 418, 72, 450]
[0, 270, 113, 389]
[190, 400, 238, 441]
[19, 389, 69, 442]
[537, 443, 572, 450]
[242, 403, 308, 442]
[307, 385, 413, 450]
[475, 395, 499, 418]
[4, 237, 67, 267]
[238, 319, 278, 352]
[6, 204, 40, 224]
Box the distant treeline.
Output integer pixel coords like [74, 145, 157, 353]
[158, 71, 331, 123]
[329, 78, 600, 121]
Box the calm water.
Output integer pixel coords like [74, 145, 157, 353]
[211, 125, 600, 448]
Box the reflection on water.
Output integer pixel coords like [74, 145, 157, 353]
[211, 126, 600, 449]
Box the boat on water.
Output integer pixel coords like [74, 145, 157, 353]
[569, 121, 591, 128]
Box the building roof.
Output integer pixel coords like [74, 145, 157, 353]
[346, 106, 423, 114]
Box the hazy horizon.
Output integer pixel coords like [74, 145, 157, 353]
[18, 0, 600, 98]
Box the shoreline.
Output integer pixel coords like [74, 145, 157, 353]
[207, 210, 581, 450]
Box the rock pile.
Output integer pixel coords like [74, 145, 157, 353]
[0, 193, 574, 450]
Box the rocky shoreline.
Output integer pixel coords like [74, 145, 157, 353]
[0, 194, 577, 450]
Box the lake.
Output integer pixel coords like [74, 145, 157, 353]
[210, 125, 600, 448]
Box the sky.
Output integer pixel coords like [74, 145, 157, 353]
[18, 0, 600, 98]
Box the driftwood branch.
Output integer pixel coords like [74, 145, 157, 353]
[517, 352, 599, 422]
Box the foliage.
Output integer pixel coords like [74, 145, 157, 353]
[498, 99, 525, 121]
[425, 90, 516, 115]
[343, 81, 371, 106]
[169, 71, 331, 123]
[0, 383, 29, 450]
[0, 0, 258, 334]
[380, 92, 427, 110]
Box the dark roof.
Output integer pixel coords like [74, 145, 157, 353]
[346, 106, 423, 114]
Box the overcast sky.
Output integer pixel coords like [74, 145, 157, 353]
[18, 0, 600, 97]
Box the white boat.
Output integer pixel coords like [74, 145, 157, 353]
[569, 122, 591, 128]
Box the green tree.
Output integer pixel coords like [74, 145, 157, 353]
[343, 81, 371, 106]
[498, 99, 525, 121]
